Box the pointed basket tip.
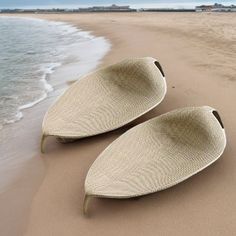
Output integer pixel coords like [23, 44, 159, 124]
[83, 194, 91, 216]
[40, 134, 47, 153]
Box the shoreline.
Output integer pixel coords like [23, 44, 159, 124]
[0, 16, 110, 236]
[0, 16, 110, 129]
[1, 12, 236, 236]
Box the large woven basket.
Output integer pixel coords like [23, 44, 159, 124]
[41, 57, 166, 152]
[84, 106, 226, 214]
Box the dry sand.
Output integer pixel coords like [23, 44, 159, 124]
[1, 12, 236, 236]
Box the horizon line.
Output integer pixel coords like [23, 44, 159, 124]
[1, 2, 235, 9]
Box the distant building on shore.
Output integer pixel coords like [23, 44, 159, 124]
[78, 4, 136, 12]
[196, 3, 236, 12]
[1, 3, 236, 14]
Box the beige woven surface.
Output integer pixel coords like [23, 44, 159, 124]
[85, 106, 226, 200]
[42, 57, 166, 144]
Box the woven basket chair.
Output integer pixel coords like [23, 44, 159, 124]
[41, 57, 166, 152]
[84, 106, 226, 214]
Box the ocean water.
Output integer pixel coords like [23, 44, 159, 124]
[0, 17, 110, 130]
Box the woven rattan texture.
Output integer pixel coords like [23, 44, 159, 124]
[42, 57, 166, 138]
[85, 106, 226, 198]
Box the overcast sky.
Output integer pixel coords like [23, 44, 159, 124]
[0, 0, 234, 8]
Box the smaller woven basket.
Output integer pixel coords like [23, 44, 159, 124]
[84, 106, 226, 214]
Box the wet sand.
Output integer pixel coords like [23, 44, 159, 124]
[1, 12, 236, 236]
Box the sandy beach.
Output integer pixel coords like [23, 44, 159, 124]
[1, 12, 236, 236]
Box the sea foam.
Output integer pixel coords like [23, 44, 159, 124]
[0, 16, 110, 129]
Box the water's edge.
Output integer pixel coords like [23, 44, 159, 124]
[0, 16, 111, 129]
[0, 16, 111, 236]
[0, 15, 111, 192]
